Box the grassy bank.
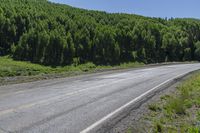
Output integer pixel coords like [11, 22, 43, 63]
[0, 56, 144, 78]
[128, 72, 200, 133]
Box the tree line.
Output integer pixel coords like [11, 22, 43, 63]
[0, 0, 200, 66]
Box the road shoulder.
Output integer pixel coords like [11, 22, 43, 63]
[106, 72, 198, 133]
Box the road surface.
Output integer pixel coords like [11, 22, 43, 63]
[0, 64, 200, 133]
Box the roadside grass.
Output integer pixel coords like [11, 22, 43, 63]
[127, 72, 200, 133]
[0, 56, 144, 78]
[0, 56, 53, 77]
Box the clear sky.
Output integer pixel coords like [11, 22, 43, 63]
[49, 0, 200, 19]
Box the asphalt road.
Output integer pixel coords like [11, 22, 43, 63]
[0, 64, 200, 133]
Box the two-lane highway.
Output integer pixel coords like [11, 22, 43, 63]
[0, 64, 200, 133]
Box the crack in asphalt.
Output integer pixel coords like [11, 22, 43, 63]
[0, 127, 9, 133]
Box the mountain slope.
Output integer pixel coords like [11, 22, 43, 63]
[0, 0, 200, 66]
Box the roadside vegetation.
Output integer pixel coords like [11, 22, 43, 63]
[128, 72, 200, 133]
[0, 56, 143, 78]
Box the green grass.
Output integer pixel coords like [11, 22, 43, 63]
[0, 56, 144, 78]
[0, 56, 54, 77]
[131, 72, 200, 133]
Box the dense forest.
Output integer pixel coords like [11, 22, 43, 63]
[0, 0, 200, 66]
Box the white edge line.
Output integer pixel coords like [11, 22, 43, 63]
[80, 72, 189, 133]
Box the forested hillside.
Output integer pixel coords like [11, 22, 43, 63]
[0, 0, 200, 66]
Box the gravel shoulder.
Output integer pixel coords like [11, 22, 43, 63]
[106, 72, 197, 133]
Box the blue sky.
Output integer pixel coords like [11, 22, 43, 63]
[49, 0, 200, 19]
